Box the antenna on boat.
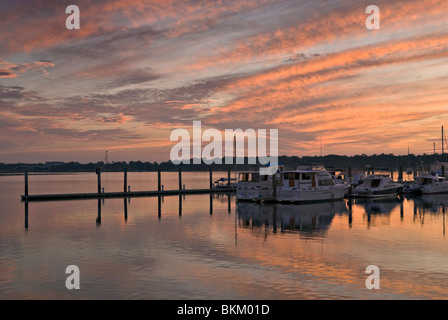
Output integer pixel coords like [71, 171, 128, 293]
[442, 126, 444, 163]
[234, 134, 237, 182]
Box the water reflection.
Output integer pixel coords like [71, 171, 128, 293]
[23, 193, 233, 229]
[236, 200, 347, 238]
[351, 197, 403, 229]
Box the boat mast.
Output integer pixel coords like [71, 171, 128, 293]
[442, 125, 444, 163]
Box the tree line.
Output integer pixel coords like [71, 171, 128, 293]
[0, 152, 444, 173]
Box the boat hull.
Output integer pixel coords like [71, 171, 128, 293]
[352, 186, 403, 198]
[276, 185, 349, 203]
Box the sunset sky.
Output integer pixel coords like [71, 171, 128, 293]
[2, 0, 448, 163]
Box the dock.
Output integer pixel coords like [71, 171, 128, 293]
[20, 167, 236, 202]
[21, 188, 235, 201]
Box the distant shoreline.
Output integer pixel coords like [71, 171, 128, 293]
[0, 153, 444, 174]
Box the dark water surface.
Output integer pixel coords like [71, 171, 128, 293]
[1, 172, 447, 299]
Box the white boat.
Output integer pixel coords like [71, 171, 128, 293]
[213, 177, 237, 189]
[352, 175, 403, 198]
[413, 173, 448, 194]
[275, 164, 350, 203]
[236, 165, 284, 202]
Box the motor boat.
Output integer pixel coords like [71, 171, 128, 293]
[404, 172, 448, 194]
[275, 164, 350, 203]
[352, 175, 403, 198]
[236, 164, 285, 202]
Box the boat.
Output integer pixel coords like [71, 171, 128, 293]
[406, 172, 448, 194]
[275, 164, 350, 203]
[213, 177, 237, 189]
[236, 164, 285, 202]
[352, 175, 403, 198]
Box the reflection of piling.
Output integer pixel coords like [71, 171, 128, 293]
[124, 198, 128, 221]
[96, 199, 101, 226]
[210, 194, 213, 214]
[158, 196, 161, 219]
[179, 195, 182, 216]
[24, 201, 28, 230]
[228, 168, 231, 188]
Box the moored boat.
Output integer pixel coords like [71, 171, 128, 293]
[275, 164, 350, 203]
[352, 175, 403, 198]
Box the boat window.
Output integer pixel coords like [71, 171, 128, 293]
[302, 173, 312, 180]
[371, 179, 381, 188]
[318, 179, 335, 186]
[251, 173, 260, 182]
[239, 173, 249, 182]
[260, 175, 268, 181]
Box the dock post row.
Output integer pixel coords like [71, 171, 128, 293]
[21, 167, 235, 201]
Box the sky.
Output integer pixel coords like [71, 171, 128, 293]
[2, 0, 448, 163]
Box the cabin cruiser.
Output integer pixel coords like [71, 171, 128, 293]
[275, 165, 350, 203]
[236, 164, 285, 202]
[352, 175, 403, 198]
[404, 172, 448, 194]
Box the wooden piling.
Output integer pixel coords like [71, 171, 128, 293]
[96, 168, 101, 194]
[178, 168, 182, 191]
[158, 168, 161, 191]
[123, 168, 127, 192]
[209, 167, 213, 190]
[228, 167, 231, 188]
[442, 165, 446, 178]
[24, 169, 28, 197]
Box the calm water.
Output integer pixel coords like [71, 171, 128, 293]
[1, 172, 447, 299]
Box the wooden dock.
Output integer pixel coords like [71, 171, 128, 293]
[20, 167, 236, 202]
[21, 187, 235, 202]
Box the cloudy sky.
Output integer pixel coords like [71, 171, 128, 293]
[2, 0, 448, 163]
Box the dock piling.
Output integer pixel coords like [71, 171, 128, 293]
[209, 167, 213, 190]
[96, 168, 101, 194]
[24, 169, 28, 197]
[158, 168, 161, 191]
[123, 168, 127, 192]
[178, 168, 182, 191]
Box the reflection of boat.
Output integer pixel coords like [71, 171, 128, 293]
[276, 164, 350, 203]
[353, 197, 401, 215]
[403, 172, 448, 195]
[352, 175, 403, 198]
[407, 193, 448, 213]
[236, 200, 347, 236]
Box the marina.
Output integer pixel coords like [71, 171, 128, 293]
[2, 171, 448, 299]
